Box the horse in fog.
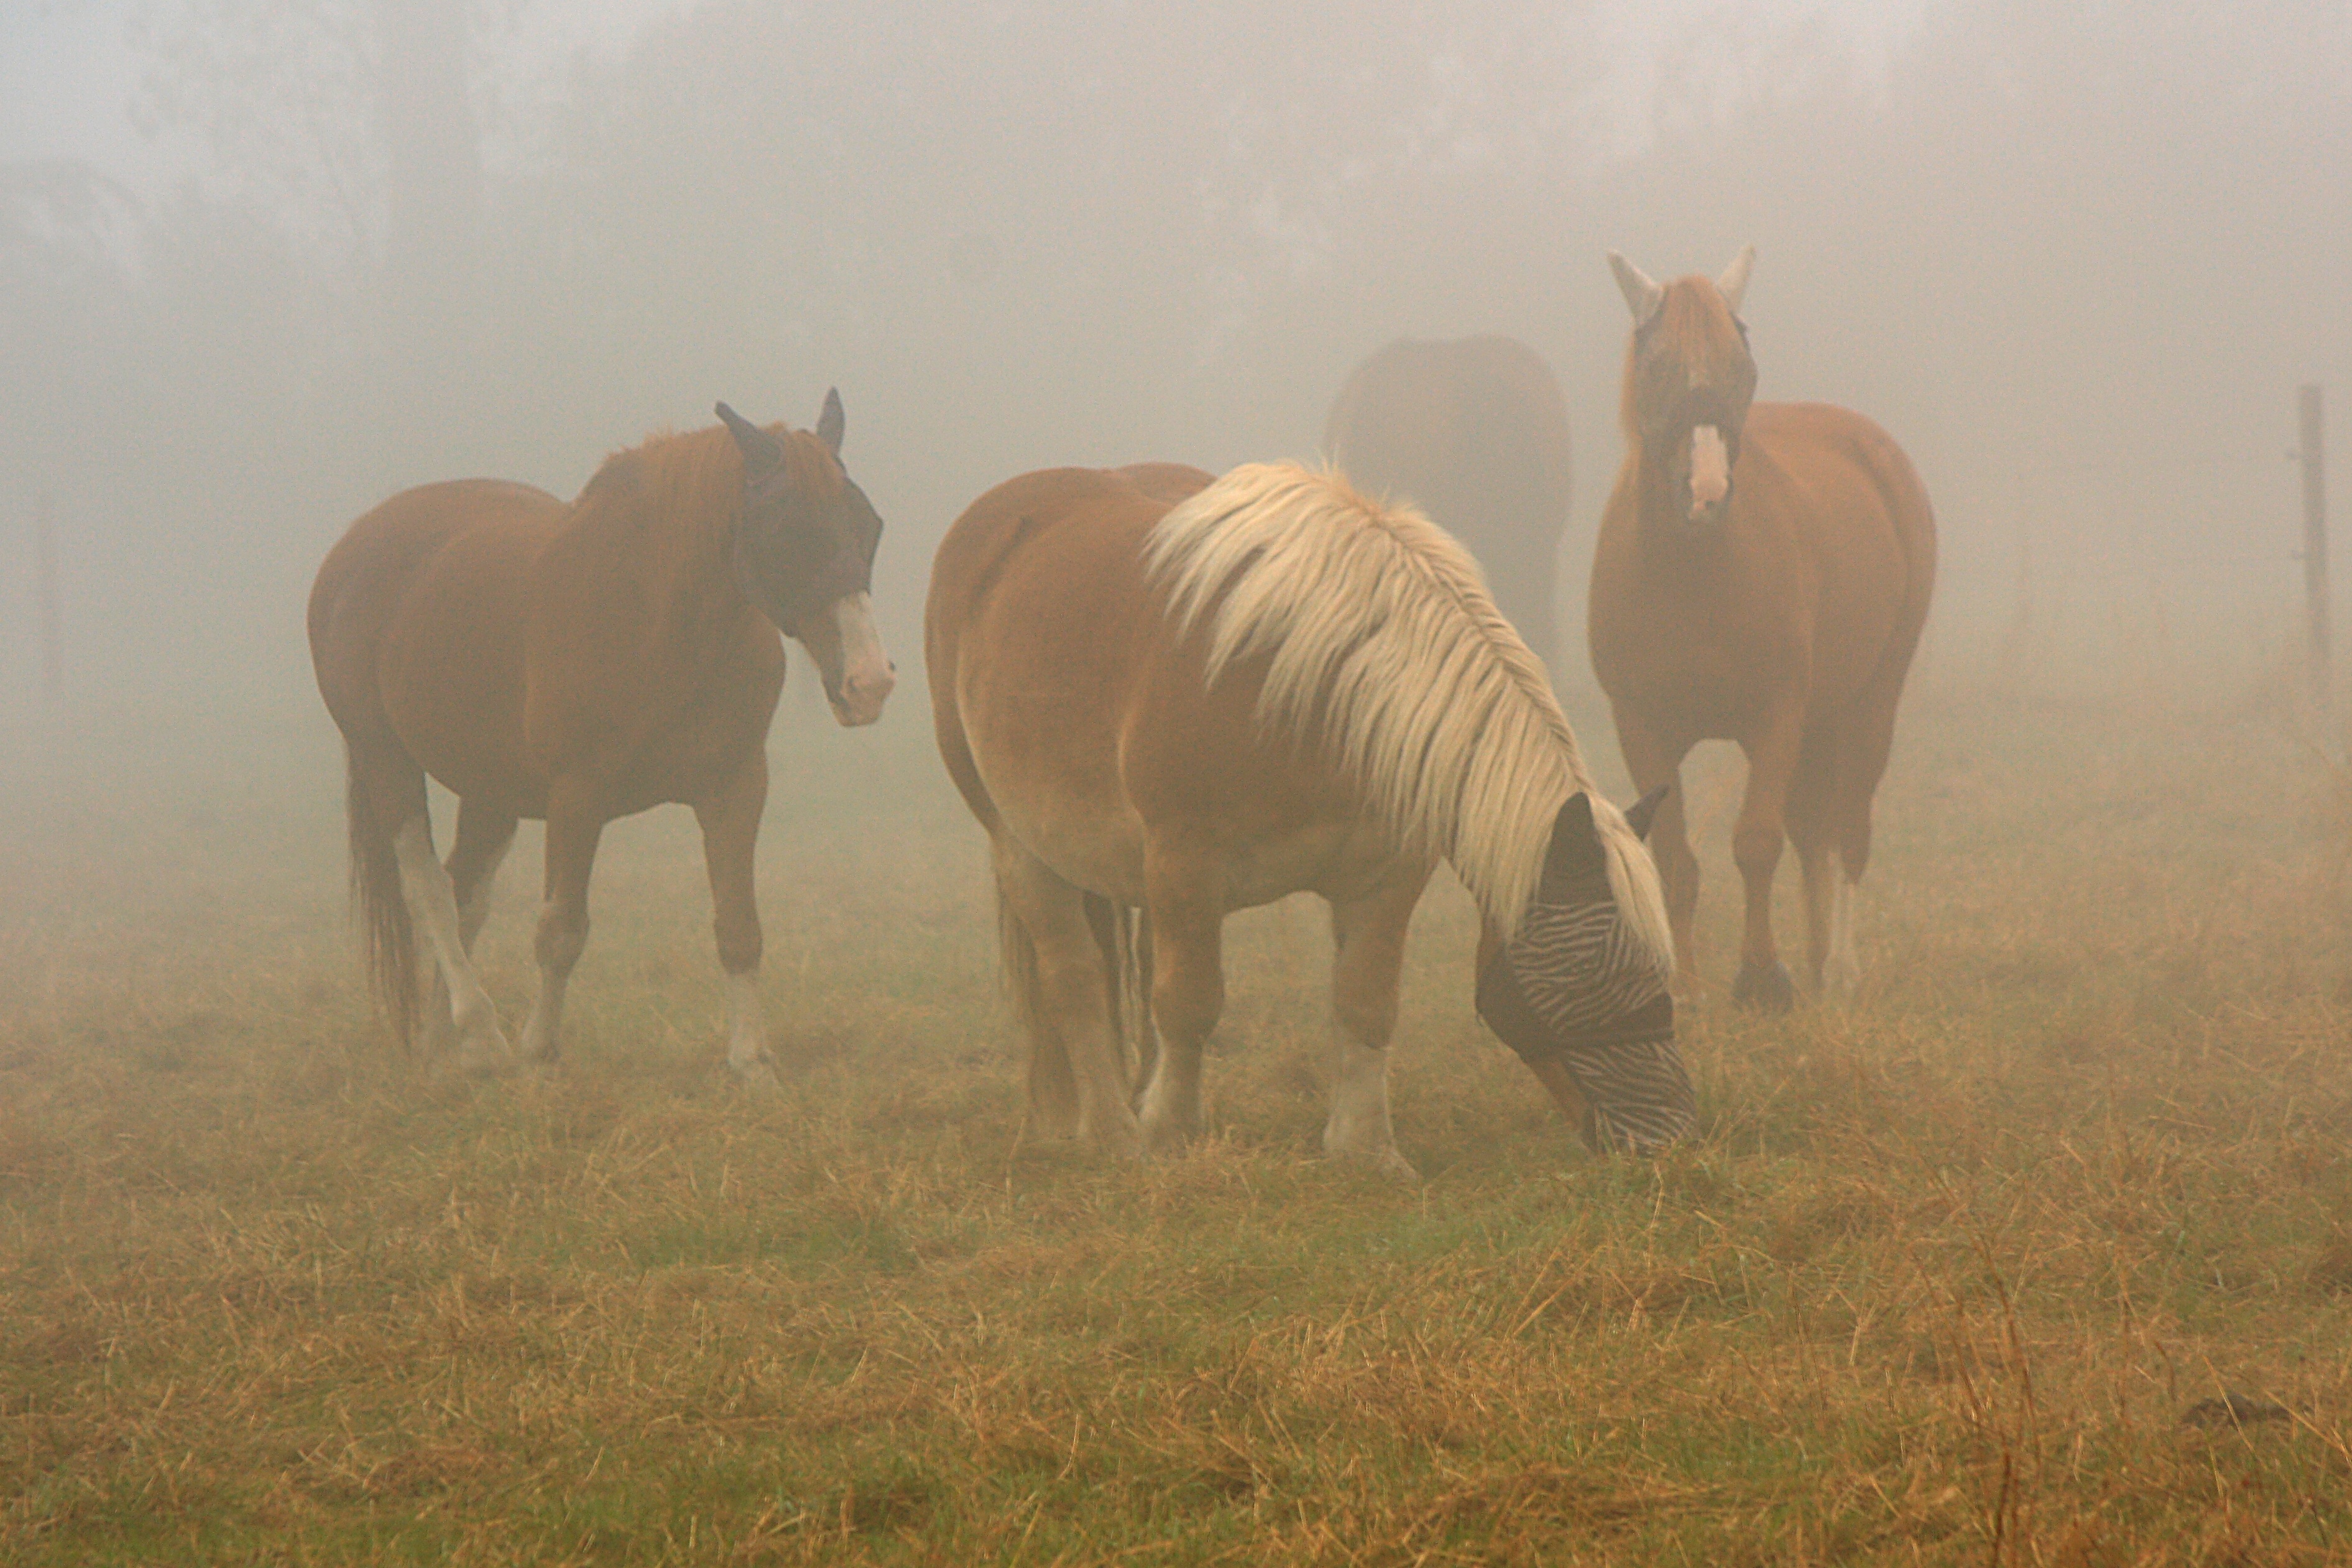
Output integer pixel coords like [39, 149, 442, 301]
[1588, 249, 1935, 1008]
[1324, 336, 1575, 676]
[928, 460, 1691, 1176]
[308, 393, 895, 1082]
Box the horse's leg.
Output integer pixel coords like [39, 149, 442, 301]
[451, 803, 515, 943]
[387, 796, 510, 1071]
[420, 799, 519, 1053]
[1784, 729, 1840, 996]
[1136, 856, 1225, 1157]
[1320, 869, 1429, 1181]
[695, 755, 777, 1087]
[1613, 708, 1699, 979]
[520, 780, 604, 1066]
[1730, 706, 1805, 1012]
[1825, 704, 1900, 1000]
[997, 841, 1143, 1158]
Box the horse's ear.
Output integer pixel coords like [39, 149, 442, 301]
[1543, 791, 1608, 884]
[1717, 245, 1755, 315]
[1608, 251, 1664, 328]
[1556, 790, 1597, 840]
[816, 387, 844, 456]
[717, 402, 784, 477]
[1624, 784, 1669, 842]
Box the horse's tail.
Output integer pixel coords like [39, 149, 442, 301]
[1086, 895, 1156, 1099]
[997, 882, 1152, 1102]
[344, 744, 419, 1049]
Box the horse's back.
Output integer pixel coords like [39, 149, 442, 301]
[1112, 462, 1215, 509]
[310, 479, 561, 783]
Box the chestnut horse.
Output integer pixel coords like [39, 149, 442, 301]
[928, 461, 1691, 1175]
[1324, 336, 1574, 676]
[1588, 250, 1935, 1008]
[308, 394, 895, 1082]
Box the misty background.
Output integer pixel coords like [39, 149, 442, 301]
[2, 0, 2348, 740]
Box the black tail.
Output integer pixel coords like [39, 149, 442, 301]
[344, 745, 419, 1048]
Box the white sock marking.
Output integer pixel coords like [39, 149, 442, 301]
[394, 819, 506, 1061]
[1324, 1041, 1414, 1177]
[724, 969, 770, 1074]
[1824, 875, 1862, 996]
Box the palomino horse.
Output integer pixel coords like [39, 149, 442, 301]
[1324, 336, 1575, 676]
[928, 461, 1692, 1174]
[1588, 250, 1936, 1008]
[308, 394, 895, 1082]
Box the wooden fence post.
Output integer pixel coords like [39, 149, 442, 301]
[2301, 384, 2329, 697]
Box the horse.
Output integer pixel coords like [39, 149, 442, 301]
[1323, 336, 1575, 677]
[926, 459, 1693, 1176]
[307, 392, 895, 1083]
[1587, 249, 1936, 1008]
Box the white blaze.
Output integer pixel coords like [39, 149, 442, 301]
[831, 591, 893, 726]
[1689, 425, 1729, 515]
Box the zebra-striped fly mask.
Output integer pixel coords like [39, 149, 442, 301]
[1477, 788, 1695, 1155]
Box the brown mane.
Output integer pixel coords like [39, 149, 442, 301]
[576, 422, 844, 544]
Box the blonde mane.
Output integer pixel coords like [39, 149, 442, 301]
[1145, 461, 1671, 961]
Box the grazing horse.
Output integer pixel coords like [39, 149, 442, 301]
[1588, 249, 1935, 1008]
[308, 393, 895, 1082]
[1323, 336, 1574, 676]
[927, 460, 1692, 1175]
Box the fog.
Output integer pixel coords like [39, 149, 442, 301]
[3, 0, 2348, 737]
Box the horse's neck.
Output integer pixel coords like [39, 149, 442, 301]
[546, 481, 748, 657]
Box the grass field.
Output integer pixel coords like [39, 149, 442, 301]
[3, 663, 2350, 1565]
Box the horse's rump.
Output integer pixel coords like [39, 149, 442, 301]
[1324, 336, 1573, 668]
[926, 467, 1188, 900]
[311, 479, 564, 813]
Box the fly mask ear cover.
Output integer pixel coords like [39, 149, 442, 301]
[1475, 793, 1694, 1154]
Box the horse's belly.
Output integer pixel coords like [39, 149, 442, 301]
[1219, 823, 1403, 910]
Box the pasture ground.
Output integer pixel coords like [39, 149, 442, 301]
[2, 662, 2350, 1565]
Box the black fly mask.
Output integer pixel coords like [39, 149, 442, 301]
[1477, 789, 1695, 1155]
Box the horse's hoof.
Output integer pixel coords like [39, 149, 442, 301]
[1732, 960, 1797, 1013]
[1086, 1111, 1147, 1162]
[731, 1057, 782, 1092]
[457, 1027, 515, 1076]
[1329, 1145, 1421, 1183]
[1141, 1117, 1198, 1156]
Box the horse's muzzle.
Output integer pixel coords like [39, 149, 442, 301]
[831, 663, 894, 727]
[1686, 423, 1732, 525]
[821, 591, 895, 727]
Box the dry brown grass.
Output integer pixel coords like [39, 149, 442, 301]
[1, 671, 2349, 1564]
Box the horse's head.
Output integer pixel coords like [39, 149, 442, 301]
[717, 392, 895, 726]
[1611, 247, 1757, 531]
[1475, 786, 1694, 1154]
